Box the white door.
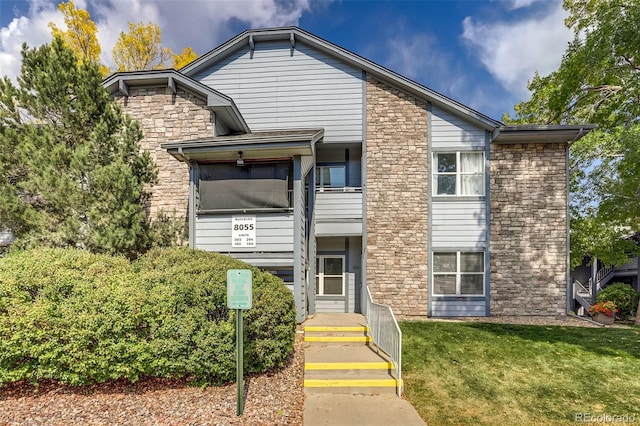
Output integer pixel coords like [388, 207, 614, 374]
[315, 256, 346, 312]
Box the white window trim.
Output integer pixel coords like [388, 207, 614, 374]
[432, 251, 485, 296]
[432, 151, 485, 196]
[316, 164, 346, 190]
[316, 255, 345, 296]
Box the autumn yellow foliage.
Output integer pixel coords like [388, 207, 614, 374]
[49, 1, 198, 75]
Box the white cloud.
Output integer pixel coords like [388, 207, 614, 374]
[508, 0, 540, 10]
[0, 0, 314, 82]
[0, 1, 61, 82]
[373, 32, 505, 118]
[461, 1, 571, 98]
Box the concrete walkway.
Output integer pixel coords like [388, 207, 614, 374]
[302, 313, 426, 426]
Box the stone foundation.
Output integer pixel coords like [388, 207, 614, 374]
[365, 76, 428, 316]
[490, 143, 568, 316]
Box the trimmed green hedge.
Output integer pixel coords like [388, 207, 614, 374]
[0, 247, 296, 386]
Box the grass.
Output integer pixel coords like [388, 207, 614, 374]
[400, 321, 640, 426]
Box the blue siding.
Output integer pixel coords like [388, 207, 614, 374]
[431, 300, 487, 317]
[195, 213, 294, 253]
[315, 191, 363, 221]
[431, 201, 487, 249]
[194, 41, 364, 143]
[431, 106, 486, 149]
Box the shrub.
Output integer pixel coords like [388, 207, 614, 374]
[596, 283, 640, 320]
[135, 247, 296, 383]
[0, 247, 296, 386]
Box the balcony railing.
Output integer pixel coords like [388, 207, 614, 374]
[315, 187, 363, 222]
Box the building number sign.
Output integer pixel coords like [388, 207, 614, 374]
[232, 216, 256, 248]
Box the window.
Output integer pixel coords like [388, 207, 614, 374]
[433, 252, 484, 296]
[316, 165, 346, 189]
[433, 152, 484, 196]
[316, 256, 344, 296]
[198, 162, 292, 211]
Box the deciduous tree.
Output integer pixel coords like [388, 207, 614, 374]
[49, 1, 198, 75]
[506, 0, 640, 268]
[0, 38, 157, 255]
[172, 47, 198, 69]
[112, 22, 173, 72]
[48, 0, 109, 77]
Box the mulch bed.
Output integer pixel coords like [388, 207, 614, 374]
[0, 332, 305, 426]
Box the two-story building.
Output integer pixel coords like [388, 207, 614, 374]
[103, 27, 594, 322]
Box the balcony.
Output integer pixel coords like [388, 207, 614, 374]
[315, 187, 363, 236]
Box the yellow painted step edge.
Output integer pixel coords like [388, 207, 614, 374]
[304, 379, 402, 388]
[304, 326, 369, 332]
[304, 336, 372, 342]
[305, 362, 393, 370]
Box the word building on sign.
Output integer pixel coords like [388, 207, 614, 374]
[232, 216, 256, 248]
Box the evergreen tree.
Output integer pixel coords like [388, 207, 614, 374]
[0, 37, 157, 255]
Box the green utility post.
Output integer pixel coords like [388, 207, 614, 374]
[227, 269, 253, 416]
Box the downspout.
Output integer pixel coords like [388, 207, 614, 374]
[565, 142, 572, 315]
[178, 147, 197, 249]
[361, 70, 368, 315]
[566, 128, 584, 315]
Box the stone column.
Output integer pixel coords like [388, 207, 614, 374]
[490, 143, 568, 316]
[365, 76, 429, 317]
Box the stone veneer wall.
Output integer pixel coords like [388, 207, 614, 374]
[366, 76, 428, 317]
[490, 143, 568, 316]
[114, 87, 214, 220]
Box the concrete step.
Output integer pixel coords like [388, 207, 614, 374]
[302, 314, 400, 395]
[304, 325, 369, 332]
[305, 362, 396, 379]
[306, 361, 394, 371]
[304, 325, 371, 343]
[304, 335, 372, 343]
[304, 344, 391, 364]
[304, 378, 401, 395]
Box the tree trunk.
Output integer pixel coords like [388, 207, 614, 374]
[636, 300, 640, 326]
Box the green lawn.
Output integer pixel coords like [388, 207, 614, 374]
[400, 321, 640, 426]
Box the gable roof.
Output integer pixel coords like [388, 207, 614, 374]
[181, 26, 502, 131]
[103, 69, 250, 134]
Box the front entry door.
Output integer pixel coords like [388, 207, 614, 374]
[316, 256, 346, 312]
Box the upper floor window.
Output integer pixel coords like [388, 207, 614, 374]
[316, 165, 346, 189]
[433, 152, 484, 196]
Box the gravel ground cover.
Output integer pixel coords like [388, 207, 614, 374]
[0, 333, 305, 426]
[1, 315, 630, 426]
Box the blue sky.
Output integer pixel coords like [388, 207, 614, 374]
[0, 0, 572, 121]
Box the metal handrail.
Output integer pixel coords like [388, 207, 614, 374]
[595, 264, 614, 289]
[574, 278, 591, 296]
[364, 286, 402, 396]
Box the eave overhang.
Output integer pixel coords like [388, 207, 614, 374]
[181, 27, 502, 131]
[491, 124, 598, 144]
[102, 69, 251, 134]
[162, 128, 324, 162]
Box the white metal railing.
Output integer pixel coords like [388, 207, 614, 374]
[364, 286, 402, 396]
[574, 278, 591, 296]
[315, 186, 363, 193]
[595, 264, 614, 290]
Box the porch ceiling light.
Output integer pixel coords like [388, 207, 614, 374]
[236, 151, 245, 167]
